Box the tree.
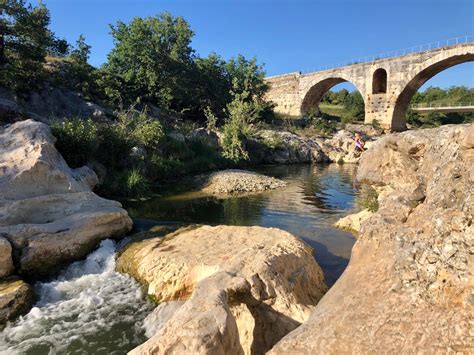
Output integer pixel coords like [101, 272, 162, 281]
[106, 12, 196, 110]
[195, 53, 231, 119]
[48, 37, 70, 57]
[225, 55, 268, 103]
[70, 34, 91, 63]
[0, 0, 53, 93]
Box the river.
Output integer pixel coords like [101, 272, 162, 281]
[0, 163, 360, 354]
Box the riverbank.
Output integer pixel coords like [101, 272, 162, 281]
[271, 123, 473, 353]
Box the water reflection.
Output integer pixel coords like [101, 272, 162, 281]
[124, 164, 359, 286]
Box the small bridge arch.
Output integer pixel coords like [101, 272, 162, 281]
[300, 76, 365, 116]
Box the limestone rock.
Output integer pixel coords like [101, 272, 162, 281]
[334, 209, 373, 233]
[0, 119, 98, 202]
[0, 120, 132, 277]
[0, 192, 132, 276]
[270, 124, 474, 354]
[0, 238, 14, 278]
[256, 130, 328, 164]
[117, 225, 327, 354]
[200, 169, 287, 196]
[0, 279, 33, 326]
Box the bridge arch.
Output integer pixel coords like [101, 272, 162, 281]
[300, 76, 365, 116]
[392, 52, 474, 130]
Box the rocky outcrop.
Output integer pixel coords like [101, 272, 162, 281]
[117, 225, 327, 354]
[200, 169, 287, 196]
[248, 129, 378, 165]
[0, 120, 132, 277]
[0, 85, 112, 124]
[254, 130, 328, 164]
[0, 279, 33, 326]
[270, 124, 473, 353]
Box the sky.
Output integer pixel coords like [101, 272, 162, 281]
[36, 0, 474, 91]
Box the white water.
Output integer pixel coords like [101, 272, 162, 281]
[0, 239, 154, 355]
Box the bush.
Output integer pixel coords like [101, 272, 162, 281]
[125, 168, 149, 197]
[51, 118, 98, 167]
[312, 118, 338, 136]
[357, 185, 379, 212]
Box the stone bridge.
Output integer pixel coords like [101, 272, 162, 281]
[264, 43, 474, 131]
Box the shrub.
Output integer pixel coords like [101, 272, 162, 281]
[371, 119, 381, 130]
[260, 134, 286, 150]
[221, 90, 262, 162]
[204, 106, 218, 131]
[125, 168, 149, 197]
[312, 118, 338, 136]
[51, 118, 98, 167]
[357, 185, 379, 212]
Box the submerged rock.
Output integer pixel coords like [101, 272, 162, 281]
[117, 225, 327, 354]
[200, 169, 287, 196]
[0, 279, 33, 326]
[0, 120, 132, 277]
[271, 124, 473, 353]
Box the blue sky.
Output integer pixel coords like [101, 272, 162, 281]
[38, 0, 473, 90]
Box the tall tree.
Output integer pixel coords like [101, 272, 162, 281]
[106, 12, 196, 110]
[0, 0, 53, 93]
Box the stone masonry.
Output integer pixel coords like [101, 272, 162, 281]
[264, 43, 474, 131]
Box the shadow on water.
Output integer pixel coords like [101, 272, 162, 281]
[124, 163, 360, 287]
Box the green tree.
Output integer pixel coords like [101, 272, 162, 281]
[0, 0, 53, 93]
[106, 12, 196, 109]
[70, 34, 91, 64]
[225, 55, 268, 103]
[195, 53, 231, 119]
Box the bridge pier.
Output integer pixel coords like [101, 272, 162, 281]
[264, 43, 474, 132]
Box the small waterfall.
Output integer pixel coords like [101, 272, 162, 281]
[0, 239, 154, 354]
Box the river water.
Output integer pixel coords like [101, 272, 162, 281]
[0, 163, 360, 354]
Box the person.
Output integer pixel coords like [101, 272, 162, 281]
[354, 132, 366, 152]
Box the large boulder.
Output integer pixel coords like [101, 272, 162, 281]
[0, 120, 97, 201]
[200, 169, 287, 196]
[270, 124, 473, 353]
[0, 120, 132, 277]
[117, 225, 327, 354]
[0, 192, 131, 276]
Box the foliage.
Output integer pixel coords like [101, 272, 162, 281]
[408, 85, 473, 127]
[0, 0, 54, 94]
[106, 12, 196, 110]
[124, 168, 149, 197]
[357, 185, 379, 212]
[70, 34, 91, 64]
[50, 118, 98, 168]
[371, 119, 381, 130]
[204, 106, 218, 131]
[260, 133, 286, 150]
[221, 91, 259, 162]
[311, 117, 338, 136]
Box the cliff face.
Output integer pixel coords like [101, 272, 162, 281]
[271, 124, 473, 353]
